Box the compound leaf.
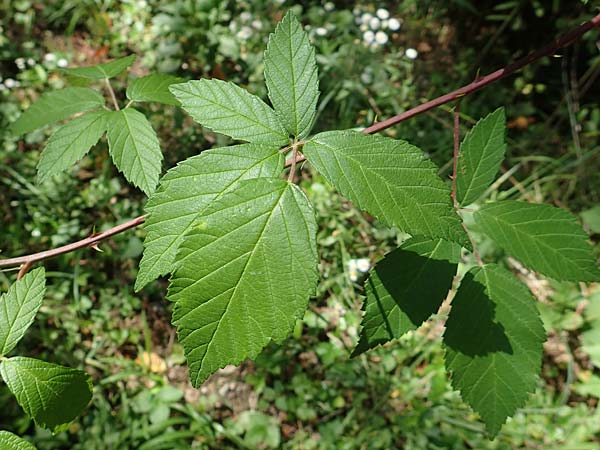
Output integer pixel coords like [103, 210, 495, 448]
[455, 108, 506, 206]
[475, 201, 600, 282]
[0, 357, 92, 433]
[136, 144, 284, 291]
[126, 73, 185, 106]
[0, 431, 37, 450]
[59, 55, 136, 80]
[106, 108, 163, 195]
[444, 264, 545, 436]
[264, 11, 319, 138]
[169, 178, 318, 386]
[10, 87, 105, 136]
[0, 268, 46, 356]
[303, 130, 468, 246]
[352, 237, 460, 356]
[170, 79, 289, 145]
[37, 111, 108, 182]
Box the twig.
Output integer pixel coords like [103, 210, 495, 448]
[105, 78, 120, 110]
[287, 144, 298, 183]
[17, 261, 33, 280]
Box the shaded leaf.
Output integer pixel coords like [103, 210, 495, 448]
[59, 55, 136, 80]
[136, 144, 284, 291]
[169, 178, 318, 386]
[0, 268, 46, 356]
[106, 108, 163, 195]
[0, 357, 93, 433]
[126, 74, 185, 106]
[303, 130, 468, 246]
[475, 201, 600, 281]
[353, 237, 460, 356]
[37, 111, 108, 182]
[444, 264, 545, 436]
[264, 11, 319, 138]
[10, 88, 105, 136]
[170, 79, 289, 145]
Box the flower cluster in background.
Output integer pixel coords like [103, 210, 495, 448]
[348, 258, 371, 282]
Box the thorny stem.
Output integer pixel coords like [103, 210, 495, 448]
[451, 103, 461, 208]
[2, 14, 599, 273]
[105, 78, 120, 110]
[287, 144, 299, 183]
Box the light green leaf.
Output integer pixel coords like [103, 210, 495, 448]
[106, 108, 163, 195]
[126, 74, 185, 106]
[581, 326, 600, 369]
[264, 11, 319, 138]
[59, 55, 136, 80]
[353, 237, 460, 356]
[444, 264, 545, 436]
[0, 431, 37, 450]
[170, 79, 289, 145]
[136, 144, 284, 291]
[37, 111, 108, 182]
[169, 178, 318, 386]
[303, 130, 468, 246]
[580, 205, 600, 234]
[0, 357, 93, 433]
[10, 87, 105, 136]
[475, 201, 600, 282]
[0, 268, 46, 356]
[456, 108, 506, 206]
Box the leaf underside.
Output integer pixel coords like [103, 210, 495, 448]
[303, 130, 469, 247]
[353, 237, 460, 356]
[475, 201, 600, 282]
[126, 73, 185, 106]
[169, 178, 318, 386]
[444, 264, 545, 436]
[136, 144, 285, 291]
[59, 54, 136, 80]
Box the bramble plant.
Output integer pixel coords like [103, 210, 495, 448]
[2, 10, 600, 443]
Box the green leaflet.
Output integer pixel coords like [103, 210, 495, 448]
[303, 130, 468, 247]
[126, 73, 185, 106]
[0, 268, 46, 356]
[37, 111, 108, 183]
[136, 144, 284, 291]
[106, 108, 163, 195]
[169, 178, 318, 386]
[10, 87, 105, 136]
[0, 357, 93, 433]
[475, 201, 600, 282]
[352, 237, 460, 356]
[0, 431, 37, 450]
[59, 54, 136, 79]
[456, 108, 506, 206]
[170, 79, 289, 145]
[264, 11, 319, 138]
[444, 264, 545, 436]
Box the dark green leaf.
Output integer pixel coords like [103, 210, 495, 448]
[59, 55, 136, 79]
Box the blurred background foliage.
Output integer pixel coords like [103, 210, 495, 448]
[1, 0, 600, 448]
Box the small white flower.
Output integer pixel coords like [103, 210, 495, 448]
[315, 27, 327, 36]
[44, 53, 56, 62]
[369, 17, 381, 30]
[360, 71, 373, 84]
[381, 19, 389, 29]
[363, 30, 375, 43]
[405, 48, 418, 59]
[352, 7, 361, 16]
[0, 84, 6, 91]
[375, 31, 388, 45]
[251, 19, 262, 30]
[57, 58, 69, 68]
[27, 58, 35, 66]
[15, 58, 25, 70]
[31, 229, 41, 238]
[359, 24, 368, 32]
[240, 12, 252, 22]
[356, 258, 371, 272]
[236, 26, 253, 40]
[388, 18, 401, 31]
[360, 13, 373, 24]
[376, 8, 390, 20]
[229, 21, 237, 32]
[4, 78, 16, 88]
[324, 2, 334, 11]
[181, 62, 189, 69]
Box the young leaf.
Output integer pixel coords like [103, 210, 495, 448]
[303, 130, 468, 247]
[0, 268, 46, 356]
[455, 108, 506, 206]
[0, 431, 37, 450]
[37, 111, 109, 182]
[264, 11, 319, 138]
[59, 54, 136, 80]
[169, 178, 318, 386]
[475, 201, 600, 282]
[444, 264, 545, 436]
[136, 144, 284, 291]
[106, 108, 163, 195]
[10, 87, 105, 136]
[170, 79, 289, 145]
[126, 74, 185, 106]
[0, 357, 93, 433]
[352, 237, 460, 356]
